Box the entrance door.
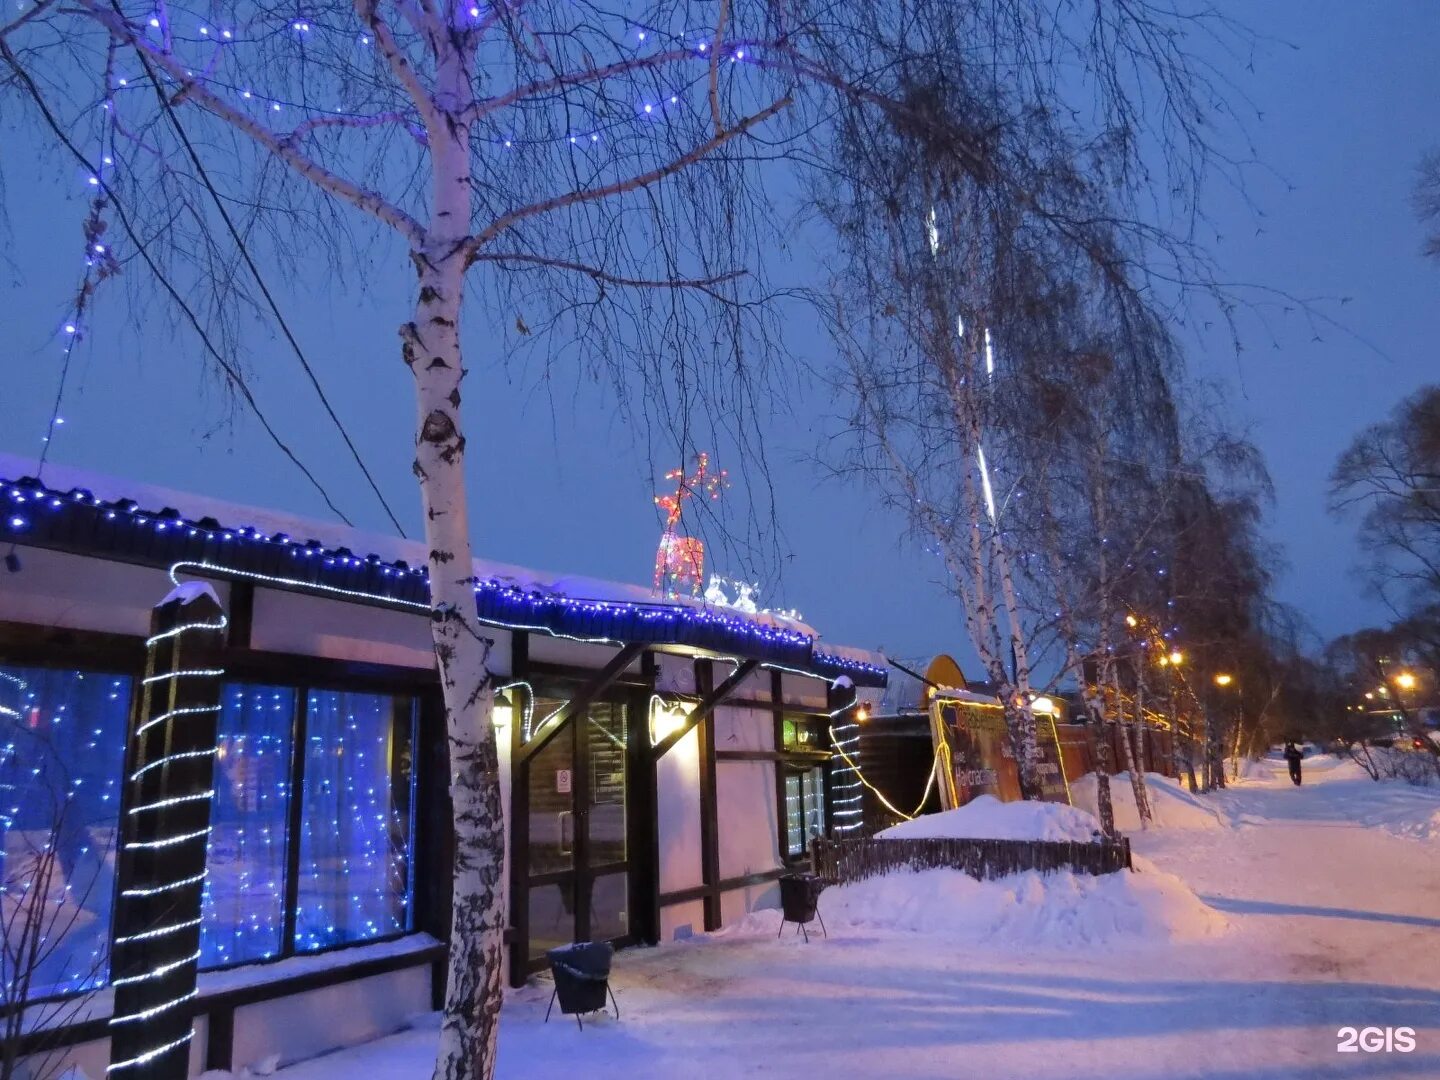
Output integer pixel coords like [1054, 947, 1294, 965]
[524, 698, 631, 963]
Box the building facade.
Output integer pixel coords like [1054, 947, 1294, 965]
[0, 455, 884, 1076]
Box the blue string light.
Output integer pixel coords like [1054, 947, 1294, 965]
[0, 474, 887, 685]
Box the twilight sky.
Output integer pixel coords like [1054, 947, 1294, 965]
[2, 1, 1437, 668]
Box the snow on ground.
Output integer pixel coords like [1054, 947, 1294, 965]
[875, 793, 1102, 841]
[1216, 752, 1440, 843]
[1072, 771, 1227, 833]
[256, 757, 1440, 1080]
[799, 860, 1225, 945]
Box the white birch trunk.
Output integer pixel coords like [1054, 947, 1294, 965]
[1109, 666, 1151, 826]
[400, 43, 506, 1080]
[944, 349, 1040, 798]
[990, 527, 1041, 798]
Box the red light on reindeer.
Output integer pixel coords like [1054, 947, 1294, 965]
[653, 453, 727, 597]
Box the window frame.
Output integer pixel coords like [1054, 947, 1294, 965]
[0, 648, 142, 1006]
[773, 703, 834, 866]
[0, 620, 438, 995]
[208, 674, 422, 970]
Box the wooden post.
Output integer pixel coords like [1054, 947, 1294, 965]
[695, 660, 721, 931]
[108, 584, 226, 1080]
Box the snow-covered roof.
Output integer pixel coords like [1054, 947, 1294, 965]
[0, 453, 886, 685]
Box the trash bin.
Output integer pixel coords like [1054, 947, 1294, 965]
[778, 873, 827, 941]
[545, 942, 619, 1029]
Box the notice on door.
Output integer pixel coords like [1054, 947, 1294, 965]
[555, 768, 572, 794]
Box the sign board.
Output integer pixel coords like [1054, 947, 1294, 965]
[555, 768, 572, 794]
[929, 699, 1021, 809]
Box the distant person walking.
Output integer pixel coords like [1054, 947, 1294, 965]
[1283, 741, 1303, 786]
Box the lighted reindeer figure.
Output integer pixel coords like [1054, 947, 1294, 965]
[653, 454, 728, 598]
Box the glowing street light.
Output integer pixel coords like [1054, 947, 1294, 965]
[1395, 672, 1417, 691]
[1168, 650, 1184, 667]
[1214, 673, 1234, 687]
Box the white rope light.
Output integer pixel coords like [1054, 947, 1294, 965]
[127, 790, 216, 815]
[114, 917, 201, 945]
[141, 668, 226, 685]
[129, 747, 217, 782]
[107, 1031, 195, 1073]
[145, 614, 228, 646]
[109, 989, 198, 1025]
[110, 950, 202, 987]
[126, 827, 211, 850]
[136, 702, 221, 738]
[120, 870, 207, 898]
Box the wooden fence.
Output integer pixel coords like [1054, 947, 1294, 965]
[810, 834, 1132, 886]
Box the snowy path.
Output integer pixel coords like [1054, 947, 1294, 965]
[267, 760, 1440, 1080]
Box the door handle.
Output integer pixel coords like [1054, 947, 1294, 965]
[558, 810, 573, 855]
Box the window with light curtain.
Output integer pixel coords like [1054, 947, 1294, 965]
[293, 689, 415, 952]
[0, 665, 129, 1000]
[201, 683, 296, 968]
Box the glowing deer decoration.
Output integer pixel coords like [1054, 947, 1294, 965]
[653, 453, 728, 597]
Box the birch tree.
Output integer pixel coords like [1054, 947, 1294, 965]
[0, 4, 851, 1076]
[814, 0, 1253, 799]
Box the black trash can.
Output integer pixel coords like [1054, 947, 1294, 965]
[778, 873, 827, 941]
[545, 942, 619, 1029]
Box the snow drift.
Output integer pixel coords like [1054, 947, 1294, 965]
[1071, 772, 1224, 832]
[875, 794, 1102, 842]
[718, 857, 1225, 949]
[816, 860, 1226, 947]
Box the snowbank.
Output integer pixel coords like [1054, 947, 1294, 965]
[875, 794, 1102, 842]
[1071, 772, 1224, 832]
[723, 859, 1225, 949]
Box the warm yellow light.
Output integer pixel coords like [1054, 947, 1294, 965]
[1125, 615, 1138, 628]
[492, 690, 514, 729]
[1214, 673, 1233, 687]
[1396, 672, 1417, 691]
[1364, 692, 1374, 701]
[1031, 695, 1056, 716]
[855, 706, 870, 722]
[1378, 685, 1390, 697]
[1168, 650, 1184, 667]
[649, 698, 694, 745]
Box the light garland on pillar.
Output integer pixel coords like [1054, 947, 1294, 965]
[108, 596, 226, 1075]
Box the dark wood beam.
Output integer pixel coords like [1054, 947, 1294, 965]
[651, 658, 759, 761]
[657, 868, 788, 909]
[772, 669, 789, 864]
[516, 642, 645, 765]
[695, 660, 721, 931]
[507, 632, 531, 989]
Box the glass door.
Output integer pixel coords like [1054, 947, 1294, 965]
[524, 697, 631, 963]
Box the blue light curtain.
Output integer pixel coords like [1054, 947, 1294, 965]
[0, 666, 129, 1001]
[294, 690, 413, 952]
[200, 684, 295, 968]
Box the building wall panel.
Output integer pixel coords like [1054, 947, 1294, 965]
[0, 547, 227, 637]
[716, 760, 781, 879]
[250, 588, 440, 670]
[229, 964, 429, 1071]
[656, 727, 702, 894]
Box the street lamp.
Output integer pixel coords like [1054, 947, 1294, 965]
[1395, 672, 1417, 691]
[1214, 673, 1233, 687]
[1168, 650, 1184, 667]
